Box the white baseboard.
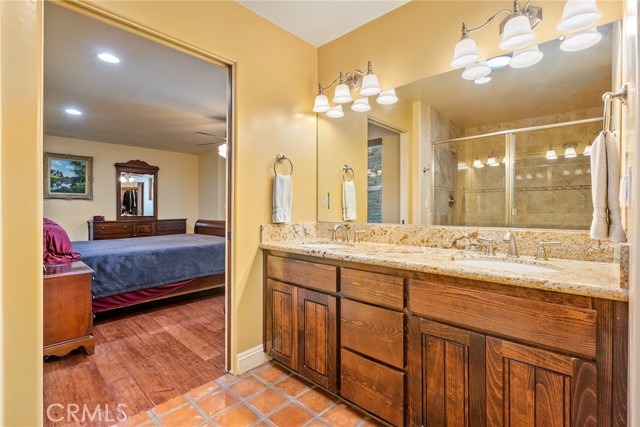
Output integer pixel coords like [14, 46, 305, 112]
[236, 344, 270, 374]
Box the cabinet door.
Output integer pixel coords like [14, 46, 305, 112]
[297, 287, 337, 392]
[408, 316, 486, 427]
[486, 336, 597, 427]
[265, 279, 297, 369]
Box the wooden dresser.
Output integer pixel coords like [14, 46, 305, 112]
[44, 261, 95, 357]
[88, 218, 186, 240]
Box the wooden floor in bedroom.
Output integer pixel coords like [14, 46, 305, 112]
[43, 288, 226, 427]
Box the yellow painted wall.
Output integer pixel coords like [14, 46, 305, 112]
[44, 135, 201, 241]
[197, 149, 226, 221]
[1, 1, 43, 425]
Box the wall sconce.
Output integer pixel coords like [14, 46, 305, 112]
[313, 61, 397, 118]
[487, 156, 500, 167]
[451, 0, 602, 80]
[563, 143, 578, 158]
[545, 146, 558, 160]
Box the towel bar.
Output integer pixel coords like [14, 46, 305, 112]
[602, 85, 627, 132]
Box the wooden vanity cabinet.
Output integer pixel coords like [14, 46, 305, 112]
[265, 254, 338, 392]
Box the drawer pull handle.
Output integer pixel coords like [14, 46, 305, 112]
[100, 227, 105, 230]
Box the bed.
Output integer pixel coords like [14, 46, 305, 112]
[44, 218, 226, 312]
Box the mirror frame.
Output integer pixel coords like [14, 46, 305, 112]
[115, 159, 159, 220]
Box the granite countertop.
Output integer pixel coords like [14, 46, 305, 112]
[260, 240, 628, 302]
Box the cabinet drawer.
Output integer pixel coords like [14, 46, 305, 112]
[155, 219, 186, 235]
[342, 268, 404, 309]
[134, 221, 155, 237]
[93, 222, 133, 238]
[410, 278, 597, 358]
[341, 299, 403, 368]
[341, 349, 404, 426]
[267, 255, 337, 293]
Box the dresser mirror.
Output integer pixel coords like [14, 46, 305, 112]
[317, 20, 619, 230]
[115, 160, 159, 220]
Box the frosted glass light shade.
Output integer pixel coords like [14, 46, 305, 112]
[487, 156, 499, 166]
[487, 56, 511, 69]
[472, 159, 484, 168]
[545, 149, 558, 160]
[509, 45, 544, 68]
[499, 15, 536, 50]
[564, 146, 577, 158]
[351, 98, 371, 112]
[218, 143, 227, 159]
[474, 76, 492, 84]
[451, 37, 481, 68]
[333, 83, 353, 104]
[326, 105, 344, 118]
[312, 94, 330, 113]
[377, 89, 398, 105]
[360, 74, 381, 96]
[462, 61, 491, 80]
[556, 0, 602, 32]
[560, 27, 602, 52]
[583, 144, 592, 156]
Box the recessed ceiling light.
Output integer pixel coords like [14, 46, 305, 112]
[65, 108, 83, 116]
[97, 52, 120, 64]
[487, 56, 511, 69]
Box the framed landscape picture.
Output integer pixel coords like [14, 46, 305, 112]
[44, 152, 93, 200]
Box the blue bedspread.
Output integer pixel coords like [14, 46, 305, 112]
[72, 234, 225, 299]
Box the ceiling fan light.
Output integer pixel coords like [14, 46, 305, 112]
[351, 98, 371, 112]
[451, 37, 481, 68]
[333, 83, 353, 104]
[560, 27, 602, 52]
[312, 94, 331, 113]
[360, 74, 381, 96]
[461, 61, 491, 80]
[376, 89, 398, 105]
[218, 143, 228, 158]
[509, 45, 544, 68]
[499, 14, 536, 50]
[556, 0, 603, 32]
[326, 105, 345, 118]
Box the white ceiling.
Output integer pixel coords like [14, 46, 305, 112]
[236, 0, 410, 47]
[44, 3, 228, 155]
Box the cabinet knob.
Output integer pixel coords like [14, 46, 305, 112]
[123, 226, 127, 229]
[100, 226, 105, 230]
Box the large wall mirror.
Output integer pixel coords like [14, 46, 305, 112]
[115, 160, 159, 220]
[317, 20, 620, 230]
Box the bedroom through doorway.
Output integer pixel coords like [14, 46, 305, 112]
[42, 2, 233, 424]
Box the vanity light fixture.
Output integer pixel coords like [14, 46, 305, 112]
[474, 76, 492, 85]
[545, 147, 558, 160]
[313, 61, 397, 118]
[451, 0, 603, 80]
[97, 52, 120, 64]
[564, 143, 578, 158]
[487, 156, 500, 166]
[462, 61, 491, 80]
[583, 144, 592, 156]
[487, 56, 511, 69]
[509, 45, 544, 68]
[458, 161, 469, 170]
[473, 159, 484, 168]
[560, 27, 602, 52]
[65, 108, 83, 116]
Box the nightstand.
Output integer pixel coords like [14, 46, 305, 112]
[43, 261, 95, 357]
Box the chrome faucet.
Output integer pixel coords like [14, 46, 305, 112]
[503, 230, 519, 258]
[332, 224, 349, 242]
[535, 241, 560, 261]
[478, 237, 495, 256]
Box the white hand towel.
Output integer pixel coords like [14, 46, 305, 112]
[342, 180, 357, 221]
[590, 131, 608, 239]
[605, 131, 627, 242]
[272, 173, 291, 223]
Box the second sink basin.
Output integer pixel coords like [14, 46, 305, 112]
[454, 258, 557, 274]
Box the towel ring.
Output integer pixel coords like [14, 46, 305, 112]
[342, 165, 354, 182]
[274, 154, 293, 175]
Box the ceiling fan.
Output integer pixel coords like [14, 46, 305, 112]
[193, 131, 227, 146]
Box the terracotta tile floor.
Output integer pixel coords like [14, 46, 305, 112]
[112, 362, 386, 427]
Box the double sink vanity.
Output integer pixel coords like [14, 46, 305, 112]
[260, 223, 628, 426]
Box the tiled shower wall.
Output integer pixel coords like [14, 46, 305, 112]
[432, 106, 601, 230]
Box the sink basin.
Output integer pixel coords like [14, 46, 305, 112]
[454, 258, 557, 274]
[299, 242, 346, 249]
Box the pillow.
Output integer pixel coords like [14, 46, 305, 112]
[43, 218, 81, 265]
